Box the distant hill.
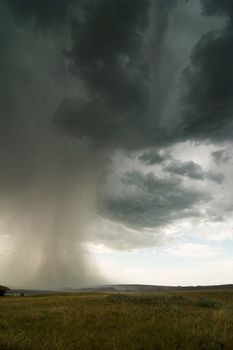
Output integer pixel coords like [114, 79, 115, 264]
[69, 284, 233, 293]
[8, 284, 233, 296]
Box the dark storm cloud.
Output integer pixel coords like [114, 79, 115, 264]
[54, 0, 150, 149]
[211, 149, 231, 164]
[100, 171, 210, 229]
[139, 149, 170, 165]
[54, 0, 181, 150]
[164, 161, 205, 180]
[180, 0, 233, 143]
[206, 171, 225, 184]
[6, 0, 74, 29]
[201, 0, 233, 20]
[164, 160, 224, 183]
[53, 0, 233, 148]
[6, 0, 233, 148]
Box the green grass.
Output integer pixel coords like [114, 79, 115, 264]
[0, 291, 233, 349]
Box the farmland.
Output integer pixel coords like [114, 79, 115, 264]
[0, 290, 233, 349]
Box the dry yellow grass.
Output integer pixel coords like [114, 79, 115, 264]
[0, 291, 233, 349]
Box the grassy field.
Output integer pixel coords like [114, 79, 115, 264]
[0, 291, 233, 349]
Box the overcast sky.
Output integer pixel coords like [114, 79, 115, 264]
[0, 0, 233, 288]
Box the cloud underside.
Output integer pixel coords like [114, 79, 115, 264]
[53, 0, 233, 149]
[164, 160, 224, 183]
[4, 0, 233, 147]
[100, 170, 210, 229]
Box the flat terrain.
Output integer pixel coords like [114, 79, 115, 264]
[0, 290, 233, 349]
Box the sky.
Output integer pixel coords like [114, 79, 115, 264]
[0, 0, 233, 288]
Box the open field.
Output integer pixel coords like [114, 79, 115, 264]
[0, 290, 233, 350]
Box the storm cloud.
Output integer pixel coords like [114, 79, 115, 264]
[100, 170, 210, 229]
[54, 0, 183, 150]
[139, 149, 170, 165]
[164, 160, 224, 183]
[6, 0, 75, 29]
[211, 149, 231, 164]
[165, 161, 205, 180]
[180, 0, 233, 143]
[201, 0, 233, 19]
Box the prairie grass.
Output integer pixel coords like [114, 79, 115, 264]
[0, 290, 233, 349]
